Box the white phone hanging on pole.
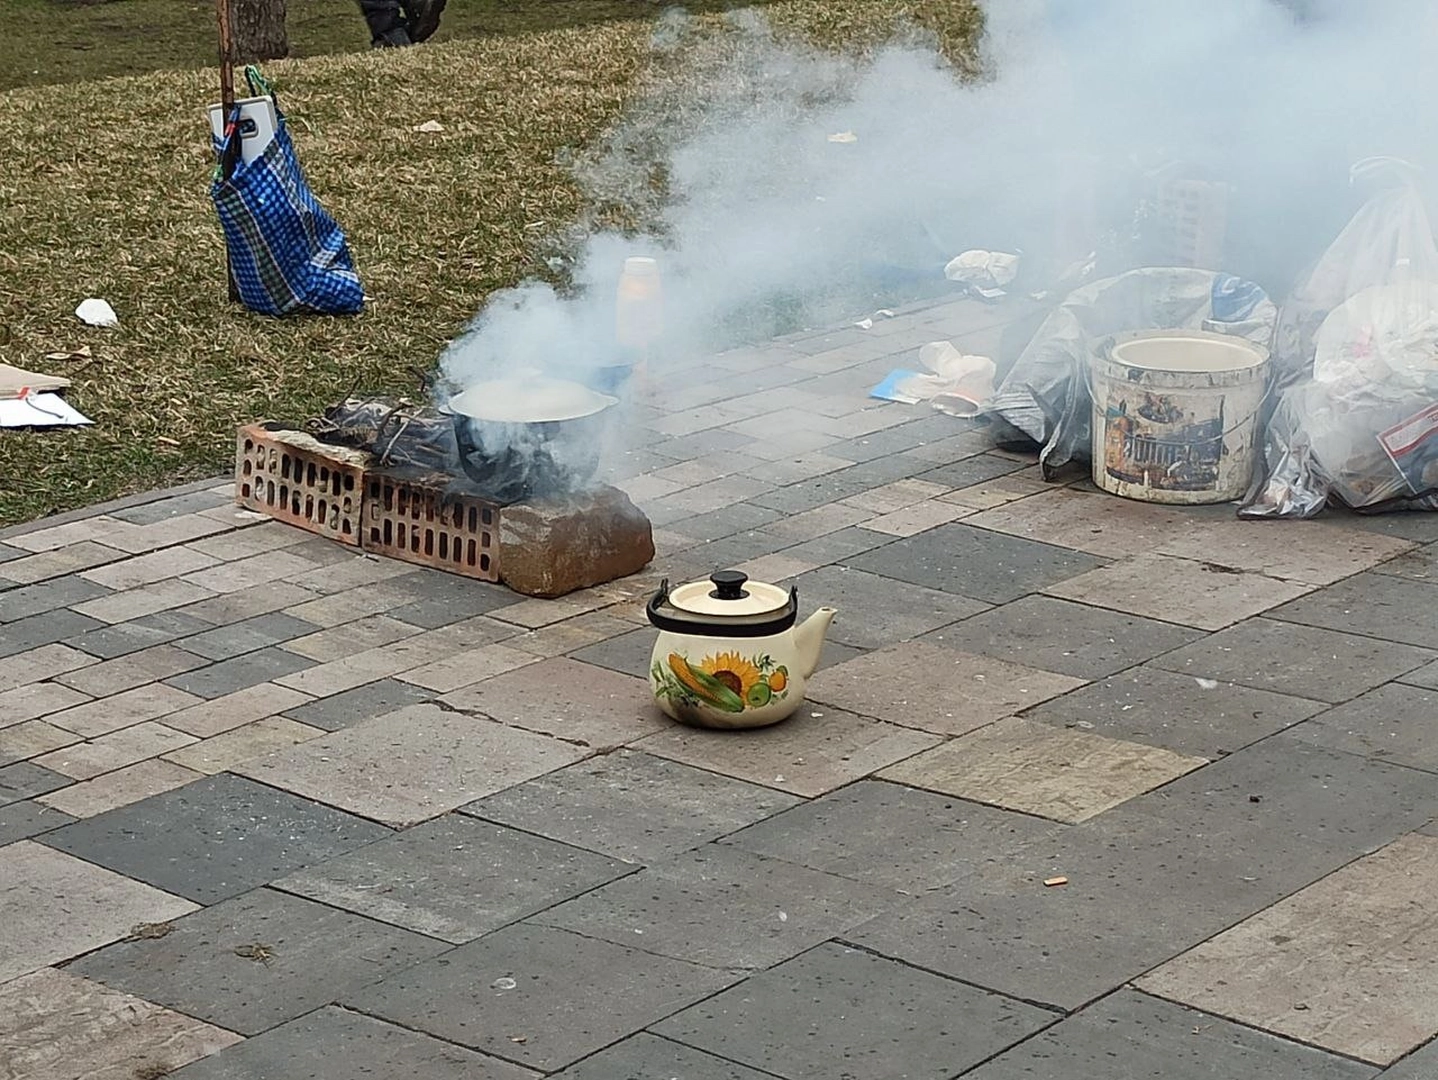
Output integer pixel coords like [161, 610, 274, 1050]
[207, 95, 278, 165]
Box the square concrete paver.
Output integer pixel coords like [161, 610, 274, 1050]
[633, 706, 939, 798]
[71, 887, 446, 1036]
[234, 704, 588, 826]
[0, 799, 75, 844]
[1044, 554, 1315, 631]
[724, 779, 1058, 892]
[1267, 573, 1438, 650]
[966, 989, 1376, 1080]
[552, 1033, 772, 1080]
[275, 813, 629, 943]
[652, 942, 1054, 1080]
[531, 844, 899, 970]
[279, 677, 435, 731]
[1139, 833, 1438, 1066]
[789, 565, 989, 650]
[464, 749, 803, 863]
[0, 840, 197, 983]
[0, 967, 242, 1080]
[1151, 619, 1434, 703]
[1287, 683, 1438, 770]
[810, 642, 1084, 736]
[1157, 519, 1415, 586]
[881, 716, 1206, 823]
[165, 1006, 539, 1080]
[1021, 665, 1326, 759]
[42, 772, 391, 903]
[346, 923, 737, 1073]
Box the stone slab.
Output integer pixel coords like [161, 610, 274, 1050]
[35, 720, 197, 780]
[278, 677, 435, 731]
[1151, 619, 1434, 703]
[0, 681, 92, 730]
[532, 844, 899, 970]
[72, 578, 218, 624]
[1286, 683, 1438, 770]
[1267, 573, 1438, 650]
[234, 704, 588, 826]
[464, 749, 802, 863]
[36, 759, 203, 818]
[653, 941, 1055, 1080]
[1400, 660, 1438, 691]
[0, 840, 197, 983]
[0, 760, 69, 804]
[53, 642, 209, 697]
[1139, 833, 1438, 1066]
[176, 612, 320, 661]
[346, 923, 737, 1073]
[1157, 519, 1415, 586]
[42, 683, 205, 739]
[0, 967, 242, 1080]
[161, 681, 316, 738]
[277, 613, 423, 661]
[568, 626, 662, 678]
[275, 813, 629, 943]
[788, 565, 989, 650]
[43, 772, 391, 903]
[961, 488, 1206, 557]
[80, 545, 220, 589]
[0, 641, 97, 691]
[64, 610, 213, 659]
[162, 717, 325, 774]
[165, 1006, 539, 1080]
[0, 574, 113, 623]
[551, 1033, 772, 1080]
[0, 609, 106, 659]
[0, 798, 76, 844]
[163, 646, 317, 699]
[1380, 1038, 1438, 1079]
[0, 720, 80, 767]
[71, 887, 446, 1036]
[924, 595, 1202, 680]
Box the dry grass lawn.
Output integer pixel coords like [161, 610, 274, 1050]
[0, 0, 982, 526]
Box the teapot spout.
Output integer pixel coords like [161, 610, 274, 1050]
[794, 607, 837, 680]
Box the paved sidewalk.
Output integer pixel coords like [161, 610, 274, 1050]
[5, 295, 1438, 1079]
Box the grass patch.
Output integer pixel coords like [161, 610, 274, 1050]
[0, 0, 982, 526]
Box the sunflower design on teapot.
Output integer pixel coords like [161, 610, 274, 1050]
[652, 650, 791, 715]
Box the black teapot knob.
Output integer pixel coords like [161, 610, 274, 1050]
[709, 570, 750, 600]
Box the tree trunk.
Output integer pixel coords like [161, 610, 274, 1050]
[232, 0, 289, 64]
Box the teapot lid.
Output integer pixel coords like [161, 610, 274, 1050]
[670, 571, 790, 617]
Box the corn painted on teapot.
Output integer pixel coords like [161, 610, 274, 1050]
[646, 570, 837, 729]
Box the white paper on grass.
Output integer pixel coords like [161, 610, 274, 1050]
[0, 394, 93, 427]
[75, 298, 118, 327]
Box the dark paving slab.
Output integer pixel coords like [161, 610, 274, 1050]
[653, 941, 1055, 1080]
[166, 1005, 539, 1080]
[1372, 542, 1438, 583]
[569, 626, 660, 679]
[792, 565, 989, 650]
[751, 473, 875, 515]
[1267, 573, 1438, 650]
[1325, 508, 1438, 543]
[850, 737, 1438, 1010]
[346, 923, 737, 1073]
[280, 677, 436, 731]
[384, 569, 524, 628]
[675, 503, 787, 543]
[1287, 683, 1438, 771]
[924, 595, 1201, 680]
[651, 428, 758, 462]
[915, 453, 1029, 489]
[531, 844, 899, 970]
[723, 779, 1058, 892]
[553, 1033, 774, 1080]
[1380, 1037, 1438, 1079]
[0, 575, 112, 624]
[163, 646, 317, 699]
[274, 813, 630, 944]
[64, 610, 214, 659]
[1151, 618, 1434, 703]
[109, 490, 230, 525]
[840, 454, 949, 486]
[0, 610, 106, 658]
[0, 543, 25, 564]
[848, 522, 1108, 604]
[0, 761, 69, 805]
[681, 531, 799, 569]
[176, 612, 320, 661]
[0, 799, 76, 844]
[828, 416, 984, 463]
[71, 887, 445, 1036]
[43, 773, 391, 904]
[464, 749, 803, 863]
[1021, 665, 1327, 759]
[1400, 660, 1438, 690]
[965, 989, 1377, 1080]
[779, 526, 895, 566]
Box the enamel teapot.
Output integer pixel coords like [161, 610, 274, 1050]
[646, 570, 837, 729]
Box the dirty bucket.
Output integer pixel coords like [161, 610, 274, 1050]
[1090, 329, 1270, 504]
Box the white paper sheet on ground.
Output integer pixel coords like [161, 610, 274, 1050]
[0, 393, 93, 428]
[944, 249, 1020, 291]
[869, 342, 997, 417]
[75, 298, 118, 327]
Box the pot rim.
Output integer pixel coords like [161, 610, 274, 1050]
[442, 376, 618, 424]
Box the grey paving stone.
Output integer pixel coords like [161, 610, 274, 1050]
[1370, 541, 1438, 583]
[1287, 683, 1438, 770]
[64, 610, 214, 659]
[1325, 507, 1438, 543]
[651, 428, 758, 462]
[850, 737, 1438, 1010]
[1022, 665, 1327, 759]
[791, 565, 988, 650]
[671, 502, 787, 542]
[531, 844, 899, 970]
[848, 522, 1109, 604]
[827, 418, 979, 463]
[965, 989, 1376, 1080]
[553, 1033, 773, 1080]
[1268, 572, 1438, 650]
[384, 569, 523, 628]
[167, 1005, 538, 1079]
[653, 941, 1054, 1080]
[915, 452, 1029, 489]
[163, 646, 317, 698]
[751, 472, 874, 514]
[0, 575, 112, 623]
[347, 923, 737, 1073]
[42, 772, 391, 903]
[838, 454, 948, 487]
[0, 799, 76, 843]
[177, 612, 320, 661]
[569, 626, 659, 679]
[71, 887, 445, 1036]
[0, 542, 25, 564]
[464, 749, 802, 863]
[0, 609, 106, 658]
[724, 779, 1058, 892]
[280, 677, 436, 731]
[778, 526, 895, 566]
[1381, 1037, 1438, 1079]
[0, 761, 69, 805]
[924, 595, 1201, 680]
[679, 530, 796, 569]
[1151, 618, 1434, 703]
[111, 490, 230, 525]
[275, 813, 630, 943]
[1400, 660, 1438, 691]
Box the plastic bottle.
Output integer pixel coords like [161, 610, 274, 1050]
[616, 256, 663, 350]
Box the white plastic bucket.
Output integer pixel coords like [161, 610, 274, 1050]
[1090, 330, 1270, 504]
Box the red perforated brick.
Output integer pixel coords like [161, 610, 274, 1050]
[234, 424, 366, 545]
[362, 470, 499, 581]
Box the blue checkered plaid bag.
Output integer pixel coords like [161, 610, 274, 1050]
[211, 69, 364, 317]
